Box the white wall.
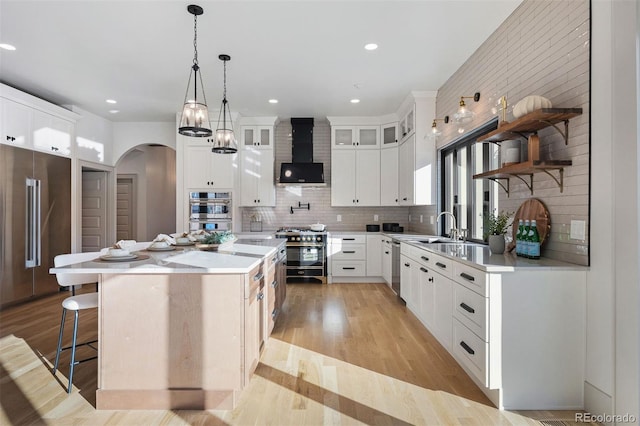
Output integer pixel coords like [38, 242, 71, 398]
[112, 121, 175, 165]
[590, 0, 639, 423]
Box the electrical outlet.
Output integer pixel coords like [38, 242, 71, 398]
[408, 214, 412, 222]
[430, 216, 434, 225]
[420, 215, 423, 223]
[570, 220, 586, 240]
[374, 214, 379, 222]
[337, 214, 342, 222]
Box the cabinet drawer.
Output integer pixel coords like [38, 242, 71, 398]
[332, 234, 366, 245]
[332, 260, 366, 276]
[452, 318, 488, 387]
[246, 264, 264, 298]
[453, 283, 488, 341]
[453, 262, 488, 296]
[332, 244, 366, 260]
[429, 252, 453, 278]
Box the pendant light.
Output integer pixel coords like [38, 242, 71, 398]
[211, 54, 238, 154]
[178, 4, 212, 138]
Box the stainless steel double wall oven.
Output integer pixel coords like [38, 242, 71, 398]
[275, 228, 327, 284]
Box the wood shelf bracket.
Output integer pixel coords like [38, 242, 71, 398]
[488, 177, 510, 196]
[511, 174, 534, 196]
[541, 168, 565, 192]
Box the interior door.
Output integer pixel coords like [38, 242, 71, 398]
[82, 170, 108, 252]
[117, 177, 135, 241]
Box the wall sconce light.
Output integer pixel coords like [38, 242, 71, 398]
[453, 92, 481, 124]
[178, 4, 212, 138]
[428, 116, 449, 139]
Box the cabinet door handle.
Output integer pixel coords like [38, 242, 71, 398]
[254, 272, 264, 281]
[343, 238, 355, 241]
[343, 250, 356, 254]
[460, 341, 475, 355]
[460, 272, 475, 282]
[421, 255, 429, 262]
[404, 263, 410, 267]
[342, 267, 355, 270]
[272, 309, 278, 319]
[402, 197, 408, 201]
[384, 251, 389, 254]
[298, 271, 305, 275]
[460, 302, 475, 314]
[428, 277, 434, 282]
[419, 267, 428, 273]
[271, 280, 278, 288]
[436, 262, 446, 269]
[257, 292, 264, 301]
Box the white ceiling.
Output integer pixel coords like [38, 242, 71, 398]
[0, 1, 522, 123]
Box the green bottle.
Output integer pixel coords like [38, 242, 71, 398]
[522, 220, 531, 258]
[529, 219, 541, 259]
[515, 219, 524, 256]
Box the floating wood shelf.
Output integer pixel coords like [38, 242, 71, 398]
[473, 160, 572, 196]
[477, 108, 582, 145]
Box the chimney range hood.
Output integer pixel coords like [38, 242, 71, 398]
[278, 118, 326, 186]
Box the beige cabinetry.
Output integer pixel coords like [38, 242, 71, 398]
[185, 141, 235, 189]
[399, 242, 586, 410]
[244, 265, 263, 384]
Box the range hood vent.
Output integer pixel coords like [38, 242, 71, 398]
[278, 118, 326, 186]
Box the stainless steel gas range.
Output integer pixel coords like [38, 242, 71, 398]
[275, 228, 327, 284]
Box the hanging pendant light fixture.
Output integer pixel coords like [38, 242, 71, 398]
[178, 4, 212, 137]
[211, 54, 238, 154]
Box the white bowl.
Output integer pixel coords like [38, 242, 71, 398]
[151, 241, 169, 249]
[310, 223, 326, 231]
[176, 237, 190, 244]
[108, 248, 130, 257]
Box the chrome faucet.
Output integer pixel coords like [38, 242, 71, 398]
[436, 211, 459, 240]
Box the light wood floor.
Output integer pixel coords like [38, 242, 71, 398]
[0, 282, 585, 425]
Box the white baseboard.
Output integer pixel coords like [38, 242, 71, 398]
[329, 276, 386, 284]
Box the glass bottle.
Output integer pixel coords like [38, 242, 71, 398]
[522, 220, 531, 258]
[515, 219, 524, 257]
[529, 219, 541, 259]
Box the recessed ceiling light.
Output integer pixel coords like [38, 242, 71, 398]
[350, 99, 360, 104]
[109, 110, 119, 114]
[268, 99, 278, 104]
[106, 99, 117, 104]
[364, 43, 378, 51]
[0, 43, 16, 51]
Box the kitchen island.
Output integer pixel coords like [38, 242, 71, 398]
[49, 241, 284, 410]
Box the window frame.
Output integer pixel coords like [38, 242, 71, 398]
[438, 118, 499, 243]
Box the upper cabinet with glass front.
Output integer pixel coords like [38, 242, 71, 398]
[399, 105, 415, 143]
[241, 125, 273, 149]
[331, 125, 379, 149]
[381, 122, 399, 147]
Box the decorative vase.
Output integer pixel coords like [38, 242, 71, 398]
[488, 234, 505, 254]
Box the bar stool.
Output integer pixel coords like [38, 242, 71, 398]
[53, 252, 100, 393]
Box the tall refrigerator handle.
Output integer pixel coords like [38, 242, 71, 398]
[25, 178, 37, 268]
[35, 179, 42, 267]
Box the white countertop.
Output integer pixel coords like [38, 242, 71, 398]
[403, 240, 588, 272]
[50, 246, 266, 275]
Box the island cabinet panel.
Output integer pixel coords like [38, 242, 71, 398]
[97, 273, 248, 410]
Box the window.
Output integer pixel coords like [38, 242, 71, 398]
[439, 118, 499, 242]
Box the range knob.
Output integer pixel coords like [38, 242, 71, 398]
[296, 237, 301, 241]
[306, 236, 312, 241]
[316, 236, 322, 241]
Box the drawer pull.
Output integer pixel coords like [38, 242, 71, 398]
[460, 302, 475, 314]
[253, 272, 264, 281]
[460, 341, 475, 355]
[257, 292, 264, 301]
[460, 272, 475, 282]
[404, 263, 410, 267]
[271, 280, 278, 288]
[421, 255, 429, 262]
[342, 267, 356, 270]
[419, 267, 428, 273]
[343, 238, 356, 241]
[272, 309, 278, 319]
[271, 256, 277, 263]
[384, 251, 389, 254]
[343, 250, 356, 254]
[436, 262, 447, 269]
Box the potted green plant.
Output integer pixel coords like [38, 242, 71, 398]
[483, 210, 512, 254]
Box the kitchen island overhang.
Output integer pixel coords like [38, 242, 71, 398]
[50, 249, 276, 410]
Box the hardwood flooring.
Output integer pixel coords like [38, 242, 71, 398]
[0, 282, 585, 425]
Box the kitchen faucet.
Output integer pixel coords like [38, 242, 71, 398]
[436, 211, 459, 240]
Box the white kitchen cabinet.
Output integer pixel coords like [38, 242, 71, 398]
[185, 144, 235, 189]
[398, 134, 435, 206]
[331, 149, 380, 206]
[381, 122, 398, 147]
[399, 241, 586, 410]
[366, 234, 382, 277]
[331, 126, 379, 149]
[32, 109, 73, 157]
[330, 234, 366, 279]
[398, 105, 415, 142]
[381, 237, 393, 285]
[241, 126, 273, 149]
[239, 147, 275, 206]
[380, 145, 398, 206]
[1, 98, 31, 148]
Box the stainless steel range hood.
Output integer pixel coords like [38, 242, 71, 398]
[277, 118, 326, 187]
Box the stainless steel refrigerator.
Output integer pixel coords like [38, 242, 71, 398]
[0, 144, 71, 307]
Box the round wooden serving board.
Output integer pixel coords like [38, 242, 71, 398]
[507, 198, 551, 251]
